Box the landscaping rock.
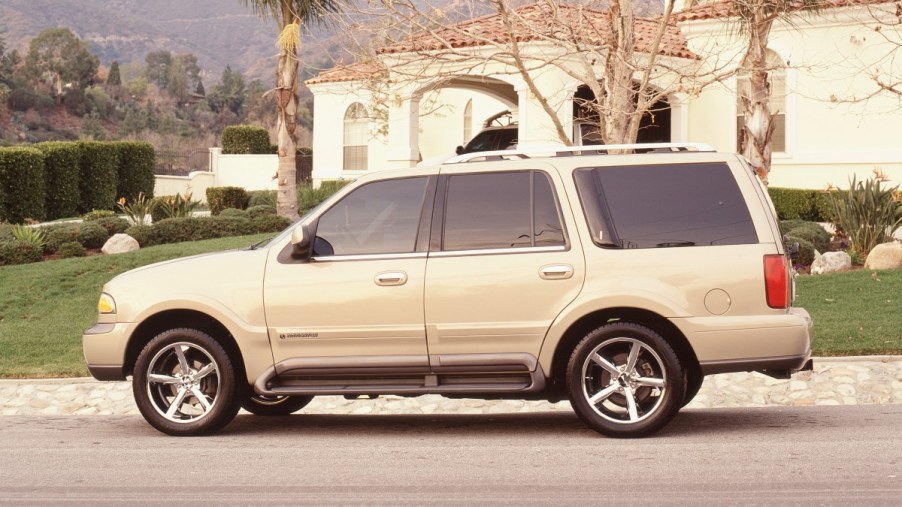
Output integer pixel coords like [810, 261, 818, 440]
[864, 242, 902, 270]
[810, 250, 852, 275]
[101, 234, 140, 255]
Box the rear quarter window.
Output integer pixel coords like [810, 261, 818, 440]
[574, 162, 758, 248]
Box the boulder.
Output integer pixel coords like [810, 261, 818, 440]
[102, 234, 140, 255]
[810, 250, 852, 275]
[863, 242, 902, 270]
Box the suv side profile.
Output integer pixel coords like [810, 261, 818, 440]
[84, 143, 812, 437]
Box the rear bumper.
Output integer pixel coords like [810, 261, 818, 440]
[676, 307, 813, 377]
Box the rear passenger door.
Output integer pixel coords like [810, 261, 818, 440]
[424, 163, 585, 364]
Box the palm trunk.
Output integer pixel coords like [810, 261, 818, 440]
[740, 16, 775, 184]
[275, 16, 300, 220]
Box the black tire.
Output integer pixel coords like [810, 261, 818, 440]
[241, 394, 313, 416]
[681, 368, 704, 408]
[132, 328, 241, 436]
[566, 322, 684, 438]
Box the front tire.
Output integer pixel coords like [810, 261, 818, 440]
[241, 394, 313, 416]
[132, 328, 241, 436]
[566, 323, 684, 438]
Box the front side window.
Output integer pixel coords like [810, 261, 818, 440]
[343, 102, 369, 171]
[574, 163, 758, 249]
[736, 50, 786, 153]
[315, 177, 428, 256]
[442, 171, 565, 251]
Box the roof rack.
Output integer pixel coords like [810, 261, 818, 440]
[446, 142, 717, 164]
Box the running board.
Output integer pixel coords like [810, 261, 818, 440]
[254, 353, 546, 397]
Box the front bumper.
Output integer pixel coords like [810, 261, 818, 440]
[83, 322, 130, 381]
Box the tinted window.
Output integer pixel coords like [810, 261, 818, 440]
[575, 163, 757, 248]
[315, 177, 428, 256]
[443, 171, 565, 251]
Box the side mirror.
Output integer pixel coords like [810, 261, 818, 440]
[455, 145, 465, 155]
[291, 224, 312, 259]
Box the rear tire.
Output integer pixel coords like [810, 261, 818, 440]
[132, 328, 241, 436]
[681, 369, 704, 408]
[566, 322, 684, 438]
[241, 394, 313, 416]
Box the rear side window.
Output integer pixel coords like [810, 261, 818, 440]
[574, 163, 757, 248]
[442, 171, 565, 251]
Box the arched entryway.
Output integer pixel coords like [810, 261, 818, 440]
[573, 84, 671, 144]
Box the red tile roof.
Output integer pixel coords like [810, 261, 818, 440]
[377, 3, 696, 59]
[304, 62, 385, 85]
[674, 0, 899, 22]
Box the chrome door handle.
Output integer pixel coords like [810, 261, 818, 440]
[375, 271, 408, 286]
[540, 264, 574, 280]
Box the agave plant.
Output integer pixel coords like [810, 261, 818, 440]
[830, 174, 902, 257]
[11, 225, 47, 251]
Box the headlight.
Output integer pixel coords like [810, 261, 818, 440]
[97, 293, 117, 314]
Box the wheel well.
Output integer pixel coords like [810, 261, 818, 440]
[123, 310, 247, 381]
[548, 307, 701, 392]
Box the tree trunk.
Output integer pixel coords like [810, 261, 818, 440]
[602, 0, 637, 146]
[275, 21, 300, 220]
[740, 16, 775, 184]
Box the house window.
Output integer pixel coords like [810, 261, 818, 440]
[343, 102, 368, 171]
[463, 99, 473, 143]
[736, 50, 786, 153]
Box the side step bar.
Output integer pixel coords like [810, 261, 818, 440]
[254, 353, 546, 397]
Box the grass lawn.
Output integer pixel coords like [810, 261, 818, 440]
[0, 233, 271, 378]
[795, 268, 902, 356]
[1, 239, 899, 378]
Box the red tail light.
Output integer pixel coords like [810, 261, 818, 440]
[764, 254, 790, 309]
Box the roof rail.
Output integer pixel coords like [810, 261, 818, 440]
[445, 142, 717, 164]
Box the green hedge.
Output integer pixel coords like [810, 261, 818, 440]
[768, 187, 839, 223]
[44, 222, 110, 253]
[115, 141, 155, 202]
[206, 186, 250, 215]
[0, 147, 46, 223]
[221, 125, 271, 154]
[0, 239, 43, 266]
[77, 141, 119, 213]
[35, 142, 80, 220]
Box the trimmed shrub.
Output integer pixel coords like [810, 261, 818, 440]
[785, 236, 815, 267]
[44, 222, 109, 252]
[218, 208, 247, 218]
[149, 197, 169, 223]
[57, 241, 86, 258]
[248, 190, 276, 207]
[35, 142, 80, 220]
[206, 186, 250, 215]
[768, 187, 838, 222]
[115, 141, 155, 202]
[0, 239, 43, 266]
[0, 147, 46, 223]
[83, 209, 117, 221]
[152, 216, 256, 244]
[77, 141, 119, 213]
[221, 125, 270, 154]
[253, 214, 291, 233]
[246, 204, 276, 219]
[124, 224, 158, 247]
[206, 216, 256, 238]
[152, 217, 201, 244]
[786, 224, 831, 254]
[95, 217, 130, 236]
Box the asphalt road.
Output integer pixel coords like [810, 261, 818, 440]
[1, 405, 900, 505]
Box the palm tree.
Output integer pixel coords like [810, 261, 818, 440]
[732, 0, 819, 184]
[240, 0, 343, 219]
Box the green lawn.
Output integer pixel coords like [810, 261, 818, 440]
[0, 233, 272, 378]
[1, 243, 899, 378]
[795, 268, 902, 356]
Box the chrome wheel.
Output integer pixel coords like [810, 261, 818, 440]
[567, 323, 683, 437]
[133, 328, 240, 435]
[145, 342, 221, 423]
[581, 337, 667, 424]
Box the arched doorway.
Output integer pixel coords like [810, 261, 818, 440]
[573, 84, 671, 144]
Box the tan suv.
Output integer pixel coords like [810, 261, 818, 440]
[83, 143, 812, 437]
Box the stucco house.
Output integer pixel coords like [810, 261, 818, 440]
[306, 0, 902, 189]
